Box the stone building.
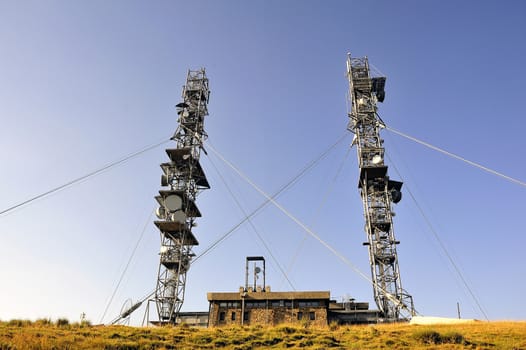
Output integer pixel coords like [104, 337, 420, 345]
[204, 257, 379, 327]
[207, 288, 330, 327]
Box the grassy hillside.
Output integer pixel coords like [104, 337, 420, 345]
[0, 319, 525, 349]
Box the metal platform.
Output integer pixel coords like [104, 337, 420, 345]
[359, 166, 388, 183]
[154, 221, 199, 246]
[165, 149, 210, 188]
[157, 190, 202, 217]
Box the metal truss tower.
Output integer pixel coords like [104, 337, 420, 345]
[346, 54, 414, 321]
[153, 69, 211, 324]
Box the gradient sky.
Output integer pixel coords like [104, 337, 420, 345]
[1, 1, 525, 325]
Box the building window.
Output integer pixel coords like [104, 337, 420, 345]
[243, 311, 249, 321]
[299, 301, 320, 307]
[231, 312, 236, 321]
[246, 301, 266, 308]
[219, 302, 239, 308]
[309, 312, 315, 320]
[219, 311, 225, 321]
[297, 312, 303, 320]
[271, 300, 286, 307]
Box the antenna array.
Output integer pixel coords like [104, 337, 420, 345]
[153, 69, 211, 324]
[346, 54, 414, 320]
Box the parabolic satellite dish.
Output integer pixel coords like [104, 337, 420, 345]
[171, 211, 186, 224]
[255, 267, 261, 274]
[372, 154, 383, 164]
[156, 206, 166, 219]
[165, 195, 182, 212]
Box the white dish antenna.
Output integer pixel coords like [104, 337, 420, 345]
[160, 245, 169, 254]
[156, 206, 166, 219]
[372, 154, 383, 164]
[165, 195, 182, 212]
[171, 211, 186, 223]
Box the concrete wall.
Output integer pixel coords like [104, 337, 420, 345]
[176, 312, 209, 328]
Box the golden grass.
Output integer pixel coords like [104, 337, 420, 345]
[0, 320, 525, 349]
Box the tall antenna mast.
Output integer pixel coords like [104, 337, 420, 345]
[153, 68, 211, 324]
[346, 54, 414, 321]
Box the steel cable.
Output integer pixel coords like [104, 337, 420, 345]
[282, 146, 352, 287]
[206, 141, 418, 317]
[385, 151, 490, 321]
[206, 151, 296, 291]
[110, 133, 349, 324]
[386, 126, 526, 188]
[0, 137, 171, 217]
[192, 133, 349, 264]
[99, 208, 156, 324]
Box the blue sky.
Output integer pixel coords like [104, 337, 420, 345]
[1, 1, 525, 324]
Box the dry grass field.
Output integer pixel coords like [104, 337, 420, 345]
[0, 319, 525, 349]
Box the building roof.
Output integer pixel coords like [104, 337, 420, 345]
[207, 291, 330, 301]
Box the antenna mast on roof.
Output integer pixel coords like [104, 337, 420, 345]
[152, 68, 211, 324]
[346, 54, 415, 321]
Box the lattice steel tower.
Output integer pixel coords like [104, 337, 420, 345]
[346, 54, 414, 321]
[153, 69, 210, 324]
